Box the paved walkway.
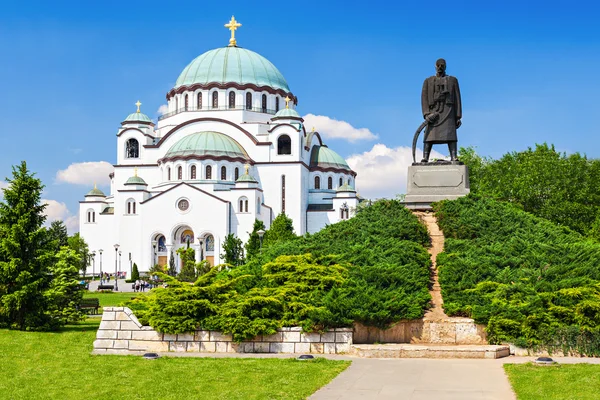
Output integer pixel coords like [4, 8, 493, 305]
[88, 278, 140, 292]
[310, 358, 516, 400]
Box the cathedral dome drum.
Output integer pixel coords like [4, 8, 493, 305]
[173, 47, 290, 94]
[162, 131, 249, 162]
[310, 146, 352, 172]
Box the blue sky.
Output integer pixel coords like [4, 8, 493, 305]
[0, 1, 598, 231]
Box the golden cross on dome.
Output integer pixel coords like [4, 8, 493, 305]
[134, 167, 138, 177]
[311, 127, 315, 132]
[94, 182, 97, 189]
[225, 16, 242, 47]
[135, 100, 142, 113]
[284, 96, 291, 109]
[244, 163, 251, 174]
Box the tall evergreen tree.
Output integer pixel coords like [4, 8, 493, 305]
[45, 247, 84, 324]
[221, 234, 244, 266]
[263, 213, 295, 247]
[131, 263, 140, 281]
[168, 251, 177, 276]
[0, 162, 53, 330]
[245, 219, 266, 260]
[176, 247, 197, 282]
[47, 220, 68, 251]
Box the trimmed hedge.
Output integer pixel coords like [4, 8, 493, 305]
[434, 195, 600, 355]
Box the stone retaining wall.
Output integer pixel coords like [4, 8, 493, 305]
[93, 307, 352, 355]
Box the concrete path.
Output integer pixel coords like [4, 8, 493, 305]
[310, 358, 516, 400]
[88, 278, 142, 293]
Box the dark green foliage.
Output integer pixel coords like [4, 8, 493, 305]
[460, 144, 600, 236]
[45, 247, 85, 324]
[0, 162, 54, 330]
[177, 247, 197, 282]
[245, 219, 266, 260]
[131, 263, 140, 281]
[168, 251, 176, 276]
[263, 213, 295, 247]
[221, 234, 244, 266]
[47, 220, 68, 251]
[67, 233, 89, 276]
[128, 199, 432, 341]
[434, 195, 600, 355]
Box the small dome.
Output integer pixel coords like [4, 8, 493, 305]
[86, 187, 106, 197]
[164, 131, 249, 161]
[336, 183, 356, 193]
[236, 173, 258, 183]
[175, 47, 290, 93]
[273, 108, 301, 119]
[123, 112, 153, 124]
[310, 146, 351, 171]
[125, 175, 147, 186]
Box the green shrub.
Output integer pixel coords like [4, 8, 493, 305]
[127, 199, 432, 340]
[434, 195, 600, 355]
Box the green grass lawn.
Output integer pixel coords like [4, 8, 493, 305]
[0, 319, 349, 399]
[83, 291, 148, 308]
[505, 363, 600, 400]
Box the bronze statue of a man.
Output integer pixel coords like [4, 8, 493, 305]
[421, 58, 462, 162]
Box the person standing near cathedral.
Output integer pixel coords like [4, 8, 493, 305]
[421, 58, 462, 162]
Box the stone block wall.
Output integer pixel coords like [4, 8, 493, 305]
[93, 307, 352, 355]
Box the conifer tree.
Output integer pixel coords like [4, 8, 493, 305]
[263, 213, 295, 247]
[176, 247, 196, 282]
[45, 247, 84, 324]
[168, 251, 177, 276]
[47, 220, 68, 251]
[131, 263, 140, 280]
[221, 234, 244, 265]
[67, 233, 89, 276]
[245, 219, 266, 260]
[0, 162, 53, 330]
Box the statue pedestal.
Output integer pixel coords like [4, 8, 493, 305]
[404, 163, 470, 210]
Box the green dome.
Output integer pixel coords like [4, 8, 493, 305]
[310, 146, 351, 171]
[86, 187, 106, 197]
[164, 131, 248, 160]
[336, 183, 356, 193]
[175, 47, 290, 92]
[236, 172, 257, 183]
[273, 108, 301, 119]
[125, 175, 147, 186]
[123, 112, 153, 124]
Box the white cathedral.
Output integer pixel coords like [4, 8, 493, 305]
[79, 17, 358, 273]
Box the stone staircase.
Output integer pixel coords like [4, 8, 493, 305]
[350, 211, 510, 359]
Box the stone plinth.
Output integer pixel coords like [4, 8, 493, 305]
[92, 307, 352, 355]
[350, 344, 510, 359]
[404, 163, 470, 210]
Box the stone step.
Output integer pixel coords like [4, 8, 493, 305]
[350, 344, 510, 359]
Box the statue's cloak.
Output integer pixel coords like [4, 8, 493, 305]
[421, 75, 462, 143]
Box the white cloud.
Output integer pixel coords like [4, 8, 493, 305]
[157, 104, 168, 115]
[42, 199, 80, 234]
[302, 114, 378, 143]
[347, 144, 446, 199]
[55, 161, 113, 186]
[0, 181, 8, 199]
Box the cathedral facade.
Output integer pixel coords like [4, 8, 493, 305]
[79, 18, 358, 273]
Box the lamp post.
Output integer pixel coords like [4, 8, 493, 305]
[114, 244, 120, 291]
[99, 249, 103, 285]
[91, 251, 96, 280]
[152, 240, 157, 266]
[257, 229, 265, 252]
[129, 252, 132, 278]
[118, 250, 122, 283]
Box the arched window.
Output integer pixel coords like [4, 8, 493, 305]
[87, 209, 95, 223]
[340, 203, 349, 220]
[234, 167, 239, 181]
[197, 92, 202, 110]
[314, 176, 321, 189]
[281, 175, 286, 213]
[221, 166, 227, 180]
[339, 177, 343, 187]
[229, 91, 235, 109]
[212, 91, 218, 108]
[275, 97, 280, 112]
[261, 94, 267, 113]
[191, 165, 197, 179]
[125, 139, 139, 158]
[257, 196, 261, 214]
[206, 165, 212, 179]
[167, 167, 171, 181]
[348, 178, 352, 186]
[157, 235, 167, 252]
[127, 199, 136, 215]
[277, 135, 291, 155]
[175, 97, 179, 112]
[178, 166, 182, 180]
[184, 94, 189, 111]
[238, 197, 248, 213]
[328, 176, 333, 190]
[205, 235, 214, 251]
[245, 92, 252, 110]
